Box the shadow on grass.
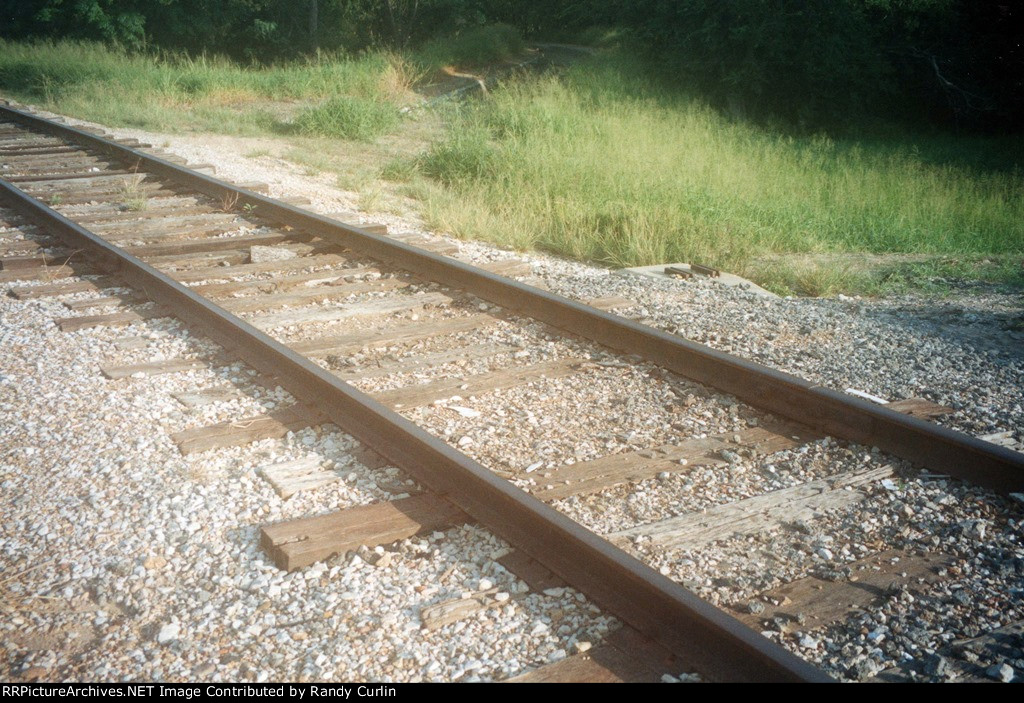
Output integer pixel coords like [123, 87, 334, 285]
[752, 255, 1024, 298]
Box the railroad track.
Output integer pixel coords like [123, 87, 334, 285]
[1, 101, 1021, 683]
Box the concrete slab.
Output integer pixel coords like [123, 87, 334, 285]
[618, 263, 778, 298]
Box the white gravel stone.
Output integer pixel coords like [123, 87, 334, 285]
[988, 663, 1014, 683]
[798, 634, 819, 649]
[157, 624, 180, 644]
[250, 245, 297, 263]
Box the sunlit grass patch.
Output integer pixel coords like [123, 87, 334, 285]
[0, 39, 414, 136]
[292, 96, 399, 141]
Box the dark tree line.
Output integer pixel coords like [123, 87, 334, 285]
[0, 1, 558, 55]
[609, 0, 1024, 131]
[1, 0, 1020, 131]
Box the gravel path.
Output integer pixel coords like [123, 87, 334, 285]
[1, 106, 1021, 682]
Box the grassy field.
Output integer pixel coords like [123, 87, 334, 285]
[1, 40, 1020, 296]
[0, 39, 419, 137]
[401, 53, 1023, 294]
[0, 28, 527, 138]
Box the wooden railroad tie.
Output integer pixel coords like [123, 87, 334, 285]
[254, 398, 953, 577]
[260, 493, 468, 571]
[168, 356, 584, 455]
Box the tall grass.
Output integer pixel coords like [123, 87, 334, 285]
[2, 41, 1020, 294]
[292, 96, 399, 140]
[413, 53, 1024, 287]
[0, 39, 415, 135]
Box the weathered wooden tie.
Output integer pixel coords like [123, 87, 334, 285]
[608, 464, 895, 549]
[172, 404, 326, 455]
[735, 549, 955, 633]
[101, 358, 207, 379]
[261, 493, 468, 571]
[55, 305, 168, 332]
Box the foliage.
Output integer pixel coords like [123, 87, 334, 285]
[2, 1, 1018, 131]
[610, 0, 1023, 131]
[879, 1, 1024, 130]
[616, 0, 884, 125]
[0, 0, 148, 47]
[416, 23, 525, 71]
[410, 53, 1023, 285]
[0, 1, 577, 58]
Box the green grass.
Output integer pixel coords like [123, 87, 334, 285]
[2, 40, 1021, 296]
[292, 96, 399, 140]
[404, 52, 1023, 294]
[755, 255, 1024, 297]
[0, 39, 415, 136]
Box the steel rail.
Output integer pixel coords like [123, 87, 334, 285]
[0, 176, 829, 683]
[1, 103, 1019, 494]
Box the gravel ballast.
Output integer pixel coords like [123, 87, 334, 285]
[0, 289, 615, 682]
[1, 108, 1022, 682]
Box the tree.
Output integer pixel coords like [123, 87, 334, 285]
[1, 0, 147, 46]
[615, 0, 886, 125]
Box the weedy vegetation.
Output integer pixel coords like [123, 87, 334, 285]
[1, 33, 1020, 296]
[403, 54, 1023, 295]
